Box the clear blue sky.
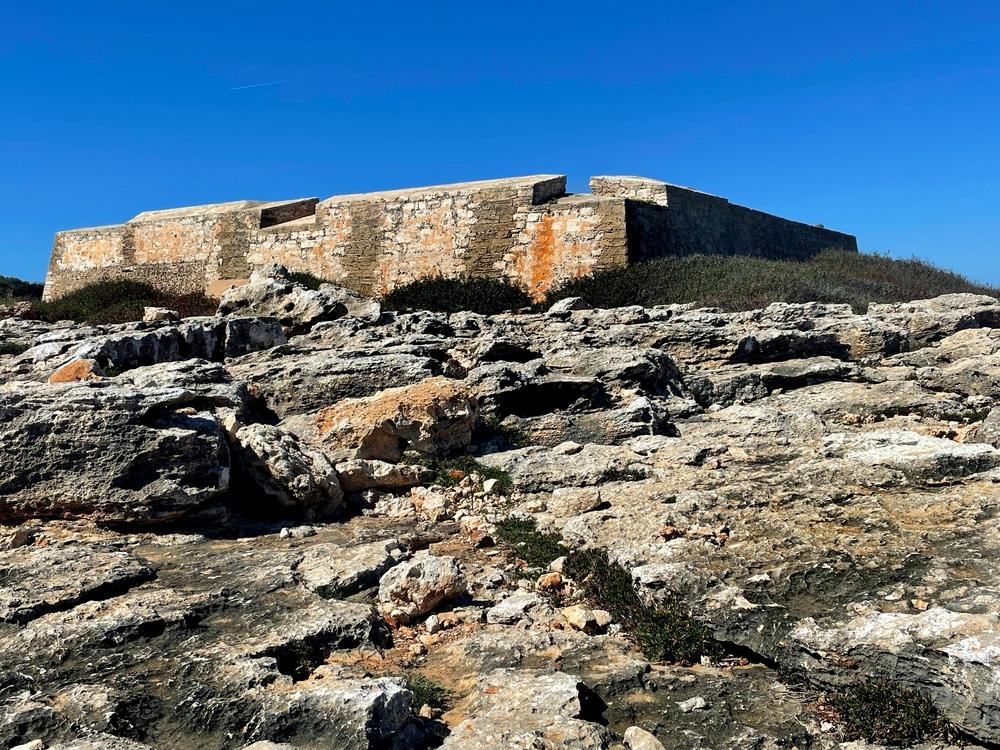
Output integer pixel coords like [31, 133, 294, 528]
[3, 1, 999, 283]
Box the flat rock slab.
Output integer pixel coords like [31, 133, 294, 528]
[0, 544, 154, 624]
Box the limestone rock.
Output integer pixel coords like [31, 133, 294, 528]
[440, 669, 609, 749]
[0, 380, 231, 524]
[313, 376, 477, 462]
[218, 265, 348, 334]
[335, 459, 433, 492]
[377, 552, 466, 624]
[233, 423, 343, 516]
[298, 539, 409, 598]
[142, 306, 179, 323]
[0, 545, 154, 624]
[623, 726, 667, 750]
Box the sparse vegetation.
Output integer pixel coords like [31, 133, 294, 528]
[545, 250, 1000, 314]
[288, 270, 329, 290]
[603, 466, 649, 483]
[494, 517, 568, 569]
[423, 456, 513, 493]
[33, 280, 216, 324]
[381, 276, 533, 315]
[402, 672, 453, 711]
[565, 547, 722, 665]
[0, 275, 43, 300]
[831, 680, 949, 745]
[0, 341, 31, 356]
[493, 517, 722, 665]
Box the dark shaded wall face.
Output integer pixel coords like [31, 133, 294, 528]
[625, 186, 857, 262]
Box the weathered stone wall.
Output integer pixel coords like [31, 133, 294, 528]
[590, 176, 858, 261]
[43, 174, 858, 303]
[43, 199, 317, 300]
[245, 176, 616, 300]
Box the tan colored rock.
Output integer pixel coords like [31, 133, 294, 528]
[624, 726, 666, 750]
[313, 376, 477, 462]
[48, 358, 104, 383]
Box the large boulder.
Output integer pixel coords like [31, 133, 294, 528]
[218, 265, 348, 335]
[233, 423, 344, 517]
[440, 669, 609, 749]
[376, 552, 466, 624]
[312, 376, 477, 462]
[0, 380, 231, 524]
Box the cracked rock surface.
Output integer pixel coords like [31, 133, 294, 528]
[3, 281, 1000, 749]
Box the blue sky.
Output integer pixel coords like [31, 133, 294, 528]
[2, 1, 999, 283]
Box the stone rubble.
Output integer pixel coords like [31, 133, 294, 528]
[3, 284, 1000, 749]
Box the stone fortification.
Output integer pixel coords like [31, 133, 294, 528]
[43, 174, 857, 301]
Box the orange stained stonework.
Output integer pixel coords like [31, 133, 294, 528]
[513, 212, 605, 301]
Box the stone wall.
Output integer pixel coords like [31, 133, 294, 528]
[590, 176, 858, 261]
[43, 199, 316, 300]
[43, 174, 858, 303]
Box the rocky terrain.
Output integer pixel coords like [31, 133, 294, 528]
[3, 267, 1000, 749]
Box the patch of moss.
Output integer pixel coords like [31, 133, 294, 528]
[831, 680, 949, 746]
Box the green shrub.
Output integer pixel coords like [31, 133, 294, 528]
[492, 517, 722, 665]
[288, 271, 329, 290]
[0, 341, 31, 356]
[423, 456, 513, 494]
[402, 672, 453, 710]
[831, 680, 948, 745]
[544, 250, 1000, 314]
[494, 517, 568, 569]
[34, 280, 217, 324]
[0, 275, 43, 300]
[565, 547, 721, 665]
[381, 276, 533, 315]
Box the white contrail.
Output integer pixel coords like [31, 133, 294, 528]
[229, 80, 286, 91]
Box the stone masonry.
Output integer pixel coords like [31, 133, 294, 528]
[43, 175, 857, 302]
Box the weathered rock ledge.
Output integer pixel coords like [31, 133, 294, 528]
[2, 272, 1000, 749]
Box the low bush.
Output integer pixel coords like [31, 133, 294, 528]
[493, 517, 722, 664]
[545, 250, 1000, 313]
[831, 680, 948, 745]
[33, 280, 217, 324]
[0, 275, 43, 300]
[423, 456, 513, 494]
[493, 517, 568, 569]
[402, 672, 453, 711]
[0, 341, 31, 356]
[381, 276, 533, 315]
[288, 271, 329, 290]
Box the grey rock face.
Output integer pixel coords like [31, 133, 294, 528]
[233, 423, 344, 516]
[298, 539, 409, 598]
[0, 545, 154, 624]
[0, 380, 231, 524]
[217, 265, 349, 335]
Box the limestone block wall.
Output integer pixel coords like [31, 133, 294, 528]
[43, 199, 316, 300]
[43, 174, 858, 303]
[245, 175, 621, 300]
[590, 176, 857, 261]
